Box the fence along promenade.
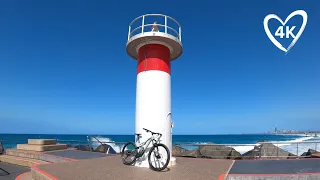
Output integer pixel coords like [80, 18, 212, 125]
[1, 137, 319, 159]
[173, 141, 320, 159]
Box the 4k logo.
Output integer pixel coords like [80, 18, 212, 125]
[275, 26, 296, 39]
[263, 10, 308, 53]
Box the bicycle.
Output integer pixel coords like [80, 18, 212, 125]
[121, 128, 170, 171]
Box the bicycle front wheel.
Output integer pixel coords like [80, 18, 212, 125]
[148, 143, 170, 171]
[121, 142, 137, 165]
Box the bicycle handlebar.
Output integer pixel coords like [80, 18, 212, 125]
[143, 128, 162, 137]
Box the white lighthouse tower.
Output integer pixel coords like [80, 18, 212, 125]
[126, 14, 182, 168]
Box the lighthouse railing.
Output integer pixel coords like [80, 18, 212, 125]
[127, 14, 182, 42]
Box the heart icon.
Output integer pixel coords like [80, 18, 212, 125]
[263, 10, 308, 53]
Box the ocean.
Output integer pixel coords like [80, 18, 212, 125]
[0, 134, 319, 156]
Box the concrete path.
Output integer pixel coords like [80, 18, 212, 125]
[0, 162, 29, 180]
[227, 159, 320, 180]
[37, 155, 233, 180]
[5, 148, 320, 180]
[230, 159, 320, 174]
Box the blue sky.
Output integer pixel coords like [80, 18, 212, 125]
[0, 0, 319, 135]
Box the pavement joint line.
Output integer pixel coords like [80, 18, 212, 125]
[224, 160, 235, 180]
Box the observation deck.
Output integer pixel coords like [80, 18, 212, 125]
[126, 14, 183, 61]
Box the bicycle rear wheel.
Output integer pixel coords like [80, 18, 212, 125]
[121, 142, 137, 165]
[148, 143, 170, 171]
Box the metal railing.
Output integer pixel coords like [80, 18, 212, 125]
[0, 138, 127, 154]
[1, 138, 319, 159]
[173, 141, 320, 159]
[127, 14, 182, 42]
[57, 137, 128, 154]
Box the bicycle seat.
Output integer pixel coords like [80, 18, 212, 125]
[135, 133, 141, 136]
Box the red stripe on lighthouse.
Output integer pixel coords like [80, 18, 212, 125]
[137, 44, 170, 74]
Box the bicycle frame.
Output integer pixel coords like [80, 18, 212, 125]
[135, 134, 160, 157]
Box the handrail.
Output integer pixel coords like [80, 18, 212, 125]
[88, 136, 104, 146]
[129, 24, 179, 39]
[1, 139, 318, 145]
[174, 141, 319, 159]
[58, 140, 128, 144]
[129, 14, 181, 27]
[88, 136, 110, 153]
[127, 14, 182, 42]
[175, 141, 320, 146]
[0, 139, 29, 142]
[1, 138, 318, 158]
[1, 139, 319, 146]
[0, 139, 127, 146]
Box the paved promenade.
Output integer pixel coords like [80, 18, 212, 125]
[3, 149, 320, 180]
[37, 155, 233, 180]
[0, 162, 29, 180]
[34, 151, 320, 180]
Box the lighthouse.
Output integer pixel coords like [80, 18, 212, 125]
[126, 14, 182, 168]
